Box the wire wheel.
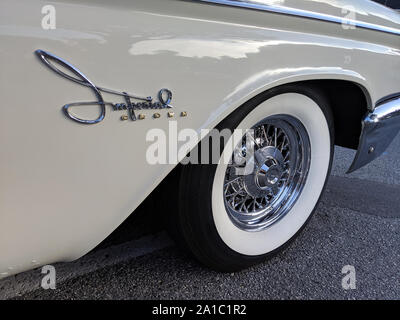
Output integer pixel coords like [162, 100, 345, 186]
[224, 114, 311, 231]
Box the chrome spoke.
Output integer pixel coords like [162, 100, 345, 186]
[224, 176, 241, 187]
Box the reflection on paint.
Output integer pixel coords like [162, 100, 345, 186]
[129, 36, 399, 60]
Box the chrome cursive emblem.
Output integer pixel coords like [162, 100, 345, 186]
[35, 49, 172, 124]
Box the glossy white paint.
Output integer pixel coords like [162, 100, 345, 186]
[0, 0, 399, 277]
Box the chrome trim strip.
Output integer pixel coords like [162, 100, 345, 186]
[376, 92, 400, 107]
[348, 96, 400, 173]
[197, 0, 400, 36]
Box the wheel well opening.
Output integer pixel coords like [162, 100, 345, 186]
[300, 80, 369, 150]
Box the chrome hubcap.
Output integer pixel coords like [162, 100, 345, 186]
[223, 115, 311, 232]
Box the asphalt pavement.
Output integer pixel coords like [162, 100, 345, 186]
[1, 134, 400, 300]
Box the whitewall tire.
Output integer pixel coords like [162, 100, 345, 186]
[167, 84, 334, 272]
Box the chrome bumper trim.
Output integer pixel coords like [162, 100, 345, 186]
[348, 96, 400, 173]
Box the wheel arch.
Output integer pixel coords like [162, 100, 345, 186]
[215, 78, 371, 151]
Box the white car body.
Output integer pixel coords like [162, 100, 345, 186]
[0, 0, 399, 277]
